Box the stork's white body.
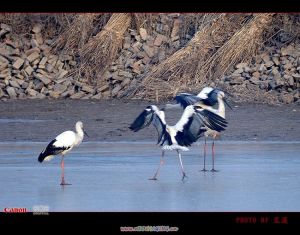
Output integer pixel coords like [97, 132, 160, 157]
[42, 130, 81, 161]
[151, 105, 192, 151]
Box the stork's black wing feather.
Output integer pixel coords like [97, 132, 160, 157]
[160, 131, 172, 146]
[129, 106, 167, 145]
[38, 139, 70, 162]
[202, 89, 220, 106]
[129, 108, 153, 132]
[176, 108, 228, 147]
[152, 114, 166, 144]
[195, 108, 227, 132]
[175, 93, 202, 108]
[175, 112, 206, 147]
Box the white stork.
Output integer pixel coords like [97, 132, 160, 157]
[129, 105, 227, 180]
[38, 121, 88, 185]
[166, 87, 232, 172]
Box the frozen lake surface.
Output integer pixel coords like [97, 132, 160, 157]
[0, 141, 300, 212]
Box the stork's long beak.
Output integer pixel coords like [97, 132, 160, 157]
[223, 98, 233, 110]
[83, 129, 89, 137]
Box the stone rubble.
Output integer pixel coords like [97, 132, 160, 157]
[0, 17, 299, 104]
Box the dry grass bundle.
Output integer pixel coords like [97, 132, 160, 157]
[80, 13, 131, 83]
[92, 14, 113, 34]
[53, 13, 99, 54]
[129, 13, 247, 101]
[197, 13, 275, 82]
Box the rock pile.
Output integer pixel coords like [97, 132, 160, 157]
[0, 23, 90, 100]
[103, 14, 187, 98]
[0, 14, 188, 100]
[219, 43, 300, 104]
[0, 17, 299, 104]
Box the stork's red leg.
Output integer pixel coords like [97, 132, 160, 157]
[201, 137, 208, 172]
[211, 140, 218, 172]
[60, 155, 71, 185]
[177, 150, 187, 181]
[149, 150, 165, 180]
[60, 156, 65, 185]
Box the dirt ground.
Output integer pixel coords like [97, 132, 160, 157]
[0, 99, 299, 142]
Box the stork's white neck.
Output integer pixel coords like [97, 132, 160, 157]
[75, 124, 84, 145]
[217, 96, 226, 118]
[151, 105, 166, 125]
[76, 126, 84, 136]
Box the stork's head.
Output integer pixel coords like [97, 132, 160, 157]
[217, 90, 232, 110]
[76, 121, 83, 129]
[76, 121, 89, 137]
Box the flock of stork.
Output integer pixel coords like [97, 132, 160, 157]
[38, 87, 231, 185]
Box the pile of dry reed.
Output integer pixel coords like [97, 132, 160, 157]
[53, 13, 99, 54]
[79, 13, 131, 84]
[198, 13, 275, 82]
[128, 13, 247, 101]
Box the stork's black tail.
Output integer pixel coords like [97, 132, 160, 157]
[38, 139, 63, 163]
[38, 150, 48, 163]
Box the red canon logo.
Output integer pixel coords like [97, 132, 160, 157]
[3, 208, 27, 213]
